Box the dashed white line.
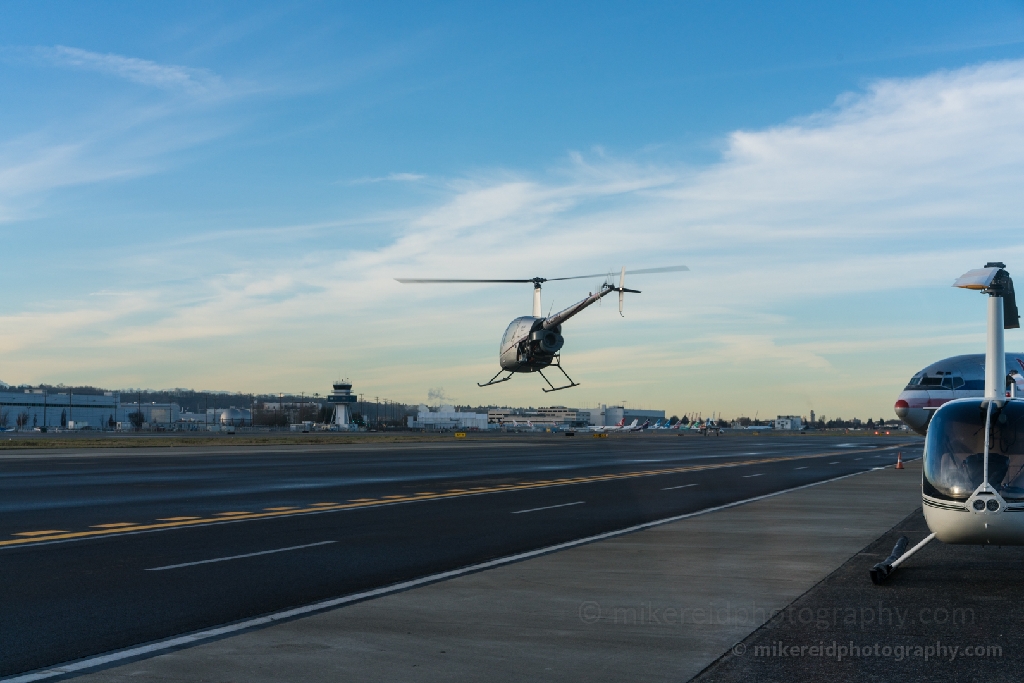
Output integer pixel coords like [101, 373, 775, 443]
[146, 541, 335, 571]
[511, 501, 585, 514]
[829, 462, 840, 464]
[662, 484, 698, 491]
[793, 466, 808, 470]
[743, 473, 764, 478]
[7, 468, 878, 683]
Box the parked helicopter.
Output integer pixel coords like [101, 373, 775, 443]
[872, 262, 1024, 583]
[395, 266, 688, 392]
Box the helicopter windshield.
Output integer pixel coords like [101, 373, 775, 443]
[924, 400, 1024, 501]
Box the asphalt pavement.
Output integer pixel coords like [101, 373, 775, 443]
[0, 433, 919, 679]
[693, 506, 1022, 682]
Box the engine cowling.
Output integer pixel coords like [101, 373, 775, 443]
[531, 328, 564, 354]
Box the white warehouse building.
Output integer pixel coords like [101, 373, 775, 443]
[408, 405, 490, 431]
[0, 390, 120, 430]
[775, 415, 803, 431]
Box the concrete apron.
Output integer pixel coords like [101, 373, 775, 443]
[77, 461, 923, 683]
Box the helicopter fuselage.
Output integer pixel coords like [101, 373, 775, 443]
[922, 397, 1024, 544]
[499, 316, 564, 372]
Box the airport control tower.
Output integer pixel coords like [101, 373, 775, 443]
[328, 379, 357, 428]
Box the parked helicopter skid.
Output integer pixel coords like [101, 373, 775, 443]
[395, 265, 688, 392]
[872, 262, 1024, 584]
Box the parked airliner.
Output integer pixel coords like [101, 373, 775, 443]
[894, 352, 1024, 434]
[584, 417, 628, 433]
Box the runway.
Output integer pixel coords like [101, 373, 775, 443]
[0, 434, 918, 678]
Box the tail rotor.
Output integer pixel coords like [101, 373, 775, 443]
[615, 266, 641, 317]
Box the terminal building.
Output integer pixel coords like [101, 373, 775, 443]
[486, 405, 667, 429]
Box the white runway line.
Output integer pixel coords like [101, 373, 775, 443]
[1, 467, 880, 683]
[511, 501, 585, 514]
[793, 466, 808, 470]
[661, 484, 698, 491]
[829, 462, 840, 464]
[146, 541, 336, 571]
[742, 473, 764, 478]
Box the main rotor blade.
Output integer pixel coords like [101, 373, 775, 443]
[395, 278, 533, 284]
[546, 265, 689, 282]
[624, 265, 689, 275]
[396, 265, 688, 284]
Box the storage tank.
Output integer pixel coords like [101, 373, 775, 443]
[220, 408, 247, 426]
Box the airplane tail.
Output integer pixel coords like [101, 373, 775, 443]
[616, 418, 625, 427]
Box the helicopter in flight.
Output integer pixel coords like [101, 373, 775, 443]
[873, 262, 1024, 583]
[395, 265, 688, 392]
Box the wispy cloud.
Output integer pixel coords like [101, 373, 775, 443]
[5, 59, 1024, 417]
[38, 45, 224, 95]
[347, 172, 427, 185]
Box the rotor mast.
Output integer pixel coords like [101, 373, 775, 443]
[953, 261, 1020, 400]
[988, 294, 1005, 401]
[532, 279, 542, 317]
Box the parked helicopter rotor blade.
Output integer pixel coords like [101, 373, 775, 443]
[395, 278, 534, 283]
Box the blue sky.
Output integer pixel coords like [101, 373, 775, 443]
[2, 1, 1024, 419]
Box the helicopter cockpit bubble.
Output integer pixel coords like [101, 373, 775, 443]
[924, 399, 1024, 502]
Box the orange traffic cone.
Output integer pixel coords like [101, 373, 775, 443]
[895, 451, 904, 470]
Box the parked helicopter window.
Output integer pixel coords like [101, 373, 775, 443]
[924, 401, 1024, 501]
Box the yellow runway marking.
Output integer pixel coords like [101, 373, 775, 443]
[90, 523, 139, 528]
[1, 443, 913, 549]
[311, 503, 336, 506]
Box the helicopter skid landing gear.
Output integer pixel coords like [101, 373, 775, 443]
[539, 357, 580, 393]
[870, 532, 936, 584]
[478, 370, 514, 388]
